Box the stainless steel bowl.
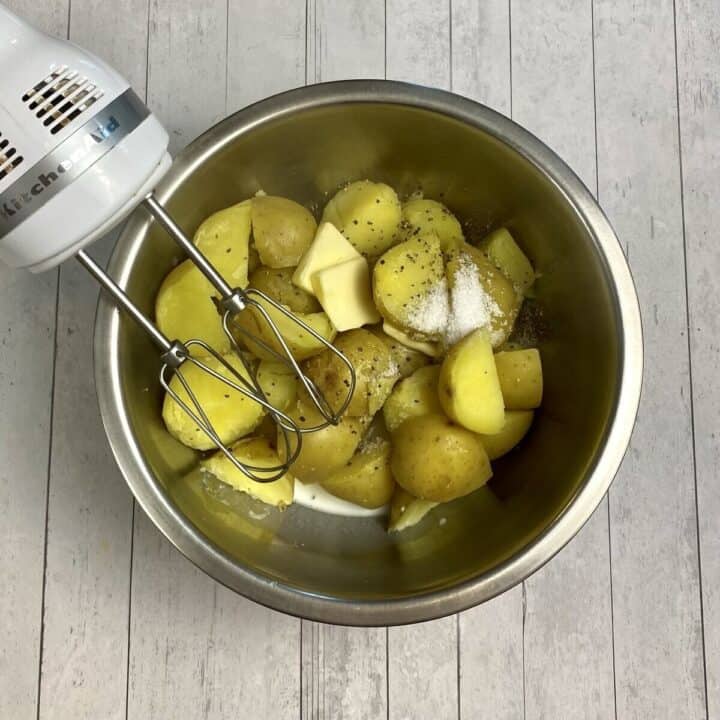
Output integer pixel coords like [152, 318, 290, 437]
[94, 80, 642, 625]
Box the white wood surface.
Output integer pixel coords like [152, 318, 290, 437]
[1, 1, 718, 718]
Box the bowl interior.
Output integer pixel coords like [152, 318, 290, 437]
[109, 98, 622, 606]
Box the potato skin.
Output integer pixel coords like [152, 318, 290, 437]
[478, 410, 534, 460]
[391, 413, 492, 502]
[388, 486, 438, 532]
[256, 360, 297, 411]
[248, 266, 320, 313]
[321, 444, 395, 508]
[401, 198, 464, 251]
[367, 325, 432, 378]
[383, 365, 442, 433]
[494, 349, 543, 409]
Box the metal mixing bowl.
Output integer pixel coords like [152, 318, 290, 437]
[94, 80, 642, 625]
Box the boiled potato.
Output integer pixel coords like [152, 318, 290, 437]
[391, 413, 492, 501]
[478, 410, 534, 460]
[479, 228, 535, 295]
[388, 487, 439, 532]
[251, 195, 317, 268]
[202, 437, 294, 508]
[302, 328, 399, 417]
[383, 365, 443, 433]
[155, 259, 229, 356]
[193, 200, 252, 288]
[446, 243, 521, 348]
[401, 198, 464, 251]
[381, 321, 442, 358]
[367, 325, 430, 378]
[256, 360, 297, 411]
[163, 353, 265, 450]
[248, 266, 320, 313]
[438, 329, 505, 434]
[322, 180, 402, 257]
[372, 233, 447, 339]
[278, 394, 365, 483]
[494, 348, 543, 409]
[233, 295, 336, 361]
[321, 443, 395, 508]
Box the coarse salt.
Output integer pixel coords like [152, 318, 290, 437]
[405, 277, 450, 337]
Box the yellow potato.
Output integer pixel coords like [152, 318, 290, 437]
[321, 443, 395, 508]
[391, 413, 492, 502]
[381, 321, 442, 358]
[388, 487, 439, 533]
[322, 180, 402, 257]
[155, 259, 228, 356]
[494, 348, 543, 409]
[372, 233, 447, 339]
[479, 228, 535, 295]
[251, 195, 317, 268]
[438, 329, 505, 434]
[478, 410, 534, 460]
[248, 266, 320, 313]
[302, 328, 399, 417]
[193, 200, 252, 288]
[383, 365, 443, 433]
[256, 360, 297, 411]
[202, 437, 294, 508]
[162, 353, 265, 450]
[278, 395, 365, 483]
[401, 198, 464, 251]
[367, 325, 430, 378]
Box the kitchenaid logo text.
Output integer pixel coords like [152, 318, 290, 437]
[0, 115, 120, 223]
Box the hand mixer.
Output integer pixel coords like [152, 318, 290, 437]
[0, 5, 356, 482]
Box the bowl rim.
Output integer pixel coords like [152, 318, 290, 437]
[94, 79, 643, 626]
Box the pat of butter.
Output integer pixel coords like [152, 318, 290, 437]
[383, 321, 442, 357]
[311, 257, 380, 331]
[292, 222, 360, 294]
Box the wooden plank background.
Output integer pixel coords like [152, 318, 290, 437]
[0, 1, 717, 718]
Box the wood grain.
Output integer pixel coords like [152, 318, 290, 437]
[594, 0, 706, 716]
[675, 0, 720, 716]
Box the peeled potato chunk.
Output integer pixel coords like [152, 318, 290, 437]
[494, 348, 543, 409]
[388, 487, 439, 532]
[391, 413, 492, 502]
[372, 233, 447, 340]
[193, 200, 252, 288]
[321, 443, 395, 508]
[162, 353, 264, 450]
[248, 266, 320, 313]
[367, 325, 430, 378]
[479, 228, 535, 295]
[383, 365, 443, 433]
[478, 410, 534, 460]
[303, 328, 399, 417]
[322, 180, 402, 257]
[256, 360, 297, 411]
[155, 259, 229, 356]
[202, 437, 294, 508]
[401, 198, 464, 251]
[438, 329, 505, 434]
[251, 195, 317, 268]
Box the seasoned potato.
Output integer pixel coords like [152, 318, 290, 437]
[251, 195, 317, 268]
[202, 437, 294, 507]
[479, 228, 535, 295]
[321, 443, 395, 508]
[303, 328, 399, 417]
[439, 329, 505, 434]
[494, 349, 543, 409]
[367, 325, 430, 378]
[372, 233, 447, 340]
[388, 487, 439, 532]
[401, 198, 464, 251]
[381, 321, 442, 358]
[163, 353, 264, 450]
[478, 410, 534, 460]
[322, 180, 402, 257]
[278, 395, 365, 483]
[155, 259, 229, 356]
[391, 413, 492, 502]
[383, 365, 443, 433]
[248, 266, 320, 313]
[256, 360, 297, 411]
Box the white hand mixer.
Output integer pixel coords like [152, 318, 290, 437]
[0, 5, 356, 482]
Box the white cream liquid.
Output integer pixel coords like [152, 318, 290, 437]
[293, 480, 387, 518]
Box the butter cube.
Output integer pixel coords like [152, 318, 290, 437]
[311, 256, 380, 331]
[292, 222, 360, 294]
[382, 321, 442, 357]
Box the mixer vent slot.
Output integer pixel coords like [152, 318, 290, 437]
[0, 132, 24, 181]
[22, 65, 104, 136]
